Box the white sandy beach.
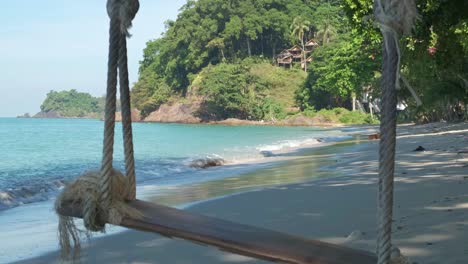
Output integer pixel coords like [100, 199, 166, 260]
[15, 122, 468, 264]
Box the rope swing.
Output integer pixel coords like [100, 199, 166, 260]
[54, 0, 418, 263]
[55, 0, 140, 258]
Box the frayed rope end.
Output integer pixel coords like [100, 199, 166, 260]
[55, 169, 142, 261]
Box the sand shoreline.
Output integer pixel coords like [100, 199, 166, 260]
[15, 122, 468, 264]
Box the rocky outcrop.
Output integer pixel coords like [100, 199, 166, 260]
[16, 113, 31, 118]
[33, 111, 62, 118]
[144, 100, 202, 123]
[115, 108, 142, 122]
[278, 114, 340, 127]
[213, 118, 269, 126]
[278, 115, 317, 126]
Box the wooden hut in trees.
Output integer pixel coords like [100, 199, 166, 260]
[276, 42, 318, 70]
[276, 49, 293, 68]
[304, 39, 319, 52]
[289, 45, 303, 61]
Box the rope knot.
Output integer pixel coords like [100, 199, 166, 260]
[56, 170, 142, 259]
[107, 0, 140, 37]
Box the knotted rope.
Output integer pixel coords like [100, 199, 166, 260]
[56, 0, 140, 259]
[373, 1, 417, 264]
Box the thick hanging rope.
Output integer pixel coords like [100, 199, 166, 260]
[56, 0, 140, 260]
[99, 0, 139, 217]
[92, 1, 121, 230]
[119, 29, 137, 200]
[373, 1, 417, 264]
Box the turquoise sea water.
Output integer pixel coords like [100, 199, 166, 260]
[0, 117, 352, 262]
[0, 118, 350, 208]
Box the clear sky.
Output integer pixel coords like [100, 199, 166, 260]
[0, 0, 186, 117]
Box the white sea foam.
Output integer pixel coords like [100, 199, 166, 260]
[257, 138, 321, 152]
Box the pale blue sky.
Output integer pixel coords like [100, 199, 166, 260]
[0, 0, 186, 117]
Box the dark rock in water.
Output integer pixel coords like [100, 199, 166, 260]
[0, 179, 68, 211]
[52, 179, 67, 188]
[189, 158, 225, 169]
[413, 146, 425, 152]
[260, 151, 276, 157]
[0, 191, 15, 210]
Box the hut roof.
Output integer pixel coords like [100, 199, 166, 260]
[289, 45, 302, 52]
[305, 39, 319, 47]
[277, 50, 293, 59]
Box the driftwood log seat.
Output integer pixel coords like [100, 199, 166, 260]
[58, 199, 377, 264]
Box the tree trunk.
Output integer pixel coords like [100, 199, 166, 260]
[369, 101, 374, 119]
[220, 49, 226, 62]
[246, 38, 252, 57]
[272, 34, 276, 64]
[352, 94, 356, 111]
[301, 38, 307, 72]
[357, 100, 364, 112]
[261, 34, 264, 56]
[231, 40, 236, 61]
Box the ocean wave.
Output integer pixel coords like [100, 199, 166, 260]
[0, 134, 352, 211]
[256, 138, 322, 153]
[317, 135, 353, 142]
[0, 157, 222, 211]
[0, 179, 66, 210]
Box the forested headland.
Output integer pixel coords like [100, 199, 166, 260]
[31, 0, 467, 124]
[131, 0, 467, 124]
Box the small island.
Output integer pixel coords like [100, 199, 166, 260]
[31, 89, 106, 119]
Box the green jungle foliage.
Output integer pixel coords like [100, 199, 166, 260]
[133, 0, 340, 120]
[296, 33, 380, 110]
[131, 0, 467, 123]
[342, 0, 468, 122]
[194, 60, 300, 121]
[196, 62, 267, 120]
[40, 90, 104, 117]
[131, 69, 172, 117]
[138, 0, 323, 91]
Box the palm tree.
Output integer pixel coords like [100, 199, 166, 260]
[290, 16, 311, 72]
[316, 20, 337, 45]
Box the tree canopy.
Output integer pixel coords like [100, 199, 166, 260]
[137, 0, 320, 92]
[341, 0, 468, 121]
